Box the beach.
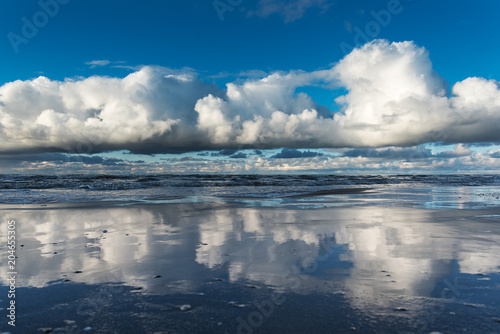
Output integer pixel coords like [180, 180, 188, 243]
[1, 177, 500, 333]
[2, 0, 499, 330]
[2, 0, 499, 332]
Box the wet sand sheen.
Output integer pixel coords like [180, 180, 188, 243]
[282, 187, 375, 198]
[217, 187, 375, 200]
[1, 201, 500, 333]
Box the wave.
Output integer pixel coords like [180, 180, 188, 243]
[1, 174, 499, 204]
[0, 174, 499, 190]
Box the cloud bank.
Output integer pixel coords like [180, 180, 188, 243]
[1, 40, 500, 156]
[3, 145, 500, 174]
[272, 148, 324, 159]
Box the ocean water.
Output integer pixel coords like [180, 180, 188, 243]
[1, 174, 499, 208]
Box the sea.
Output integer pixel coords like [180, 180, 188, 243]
[1, 174, 499, 209]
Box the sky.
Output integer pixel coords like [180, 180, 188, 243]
[1, 0, 500, 174]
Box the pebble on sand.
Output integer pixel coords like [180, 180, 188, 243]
[228, 301, 245, 308]
[179, 304, 192, 311]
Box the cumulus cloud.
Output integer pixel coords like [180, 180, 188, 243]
[211, 149, 240, 157]
[343, 146, 432, 160]
[271, 148, 324, 159]
[209, 149, 248, 159]
[254, 150, 264, 156]
[229, 152, 248, 159]
[436, 144, 472, 158]
[1, 40, 500, 157]
[5, 144, 500, 174]
[0, 152, 128, 172]
[491, 151, 500, 159]
[0, 152, 124, 165]
[0, 67, 221, 154]
[248, 0, 331, 22]
[160, 149, 500, 174]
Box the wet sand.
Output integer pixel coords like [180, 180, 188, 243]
[283, 188, 374, 198]
[1, 199, 500, 333]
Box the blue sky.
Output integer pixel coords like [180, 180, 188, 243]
[1, 0, 500, 174]
[2, 0, 499, 85]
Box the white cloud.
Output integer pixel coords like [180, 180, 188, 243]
[0, 67, 221, 154]
[85, 60, 127, 69]
[1, 40, 500, 157]
[248, 0, 331, 22]
[437, 144, 471, 158]
[85, 60, 111, 68]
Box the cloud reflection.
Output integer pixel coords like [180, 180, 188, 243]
[1, 204, 499, 311]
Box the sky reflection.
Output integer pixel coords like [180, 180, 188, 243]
[1, 203, 499, 313]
